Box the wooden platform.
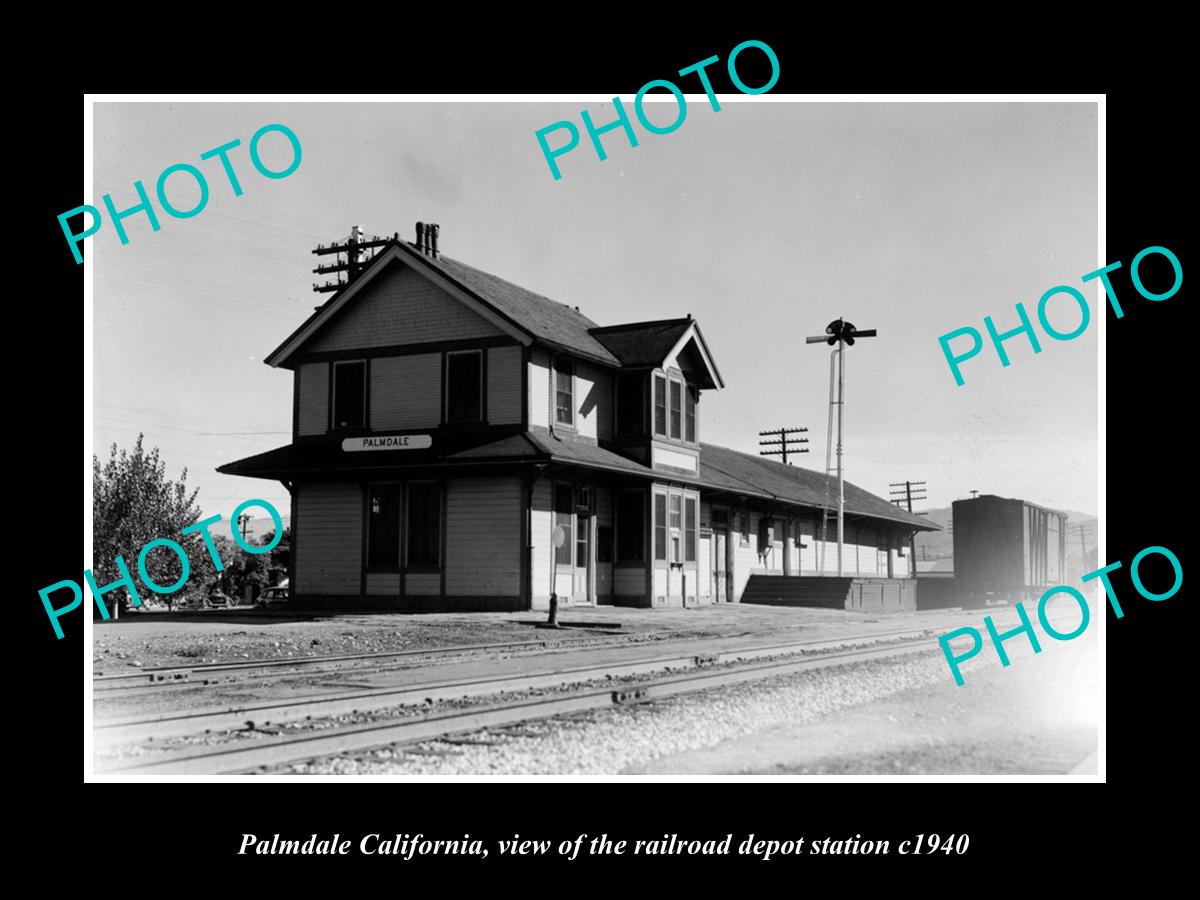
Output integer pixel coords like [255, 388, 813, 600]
[741, 576, 917, 612]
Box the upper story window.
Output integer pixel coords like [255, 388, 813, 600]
[669, 381, 682, 439]
[654, 375, 667, 436]
[653, 372, 695, 443]
[446, 350, 483, 423]
[332, 360, 366, 431]
[555, 360, 574, 427]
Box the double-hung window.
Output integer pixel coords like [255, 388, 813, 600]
[367, 484, 401, 568]
[554, 484, 574, 565]
[446, 351, 483, 423]
[555, 361, 574, 427]
[654, 488, 699, 564]
[406, 482, 442, 567]
[654, 375, 667, 436]
[332, 360, 366, 431]
[653, 373, 692, 442]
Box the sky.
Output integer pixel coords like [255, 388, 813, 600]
[91, 99, 1098, 522]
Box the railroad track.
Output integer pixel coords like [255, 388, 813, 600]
[96, 635, 939, 776]
[95, 626, 939, 747]
[92, 628, 702, 694]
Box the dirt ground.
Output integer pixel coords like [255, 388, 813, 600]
[91, 604, 1003, 672]
[627, 633, 1098, 775]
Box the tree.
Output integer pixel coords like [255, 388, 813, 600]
[263, 526, 291, 585]
[92, 434, 203, 617]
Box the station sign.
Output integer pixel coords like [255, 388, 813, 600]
[342, 434, 433, 452]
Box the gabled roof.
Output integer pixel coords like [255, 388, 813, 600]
[698, 443, 936, 530]
[266, 240, 621, 369]
[429, 254, 619, 366]
[589, 318, 693, 366]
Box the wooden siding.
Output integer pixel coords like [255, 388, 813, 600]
[405, 573, 440, 596]
[487, 345, 523, 425]
[613, 566, 644, 600]
[297, 362, 329, 436]
[530, 479, 552, 606]
[445, 477, 522, 596]
[294, 483, 361, 594]
[366, 572, 400, 597]
[308, 263, 503, 352]
[370, 353, 441, 430]
[575, 362, 613, 440]
[528, 348, 551, 428]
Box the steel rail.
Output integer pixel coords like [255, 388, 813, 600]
[95, 628, 938, 746]
[98, 638, 939, 775]
[95, 636, 601, 687]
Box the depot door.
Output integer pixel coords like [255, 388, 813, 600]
[573, 513, 593, 603]
[713, 528, 728, 602]
[553, 484, 593, 604]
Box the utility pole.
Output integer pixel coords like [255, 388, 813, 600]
[889, 480, 928, 578]
[312, 226, 395, 294]
[758, 427, 809, 465]
[238, 513, 252, 543]
[806, 318, 877, 577]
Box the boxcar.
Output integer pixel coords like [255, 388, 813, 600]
[952, 495, 1067, 608]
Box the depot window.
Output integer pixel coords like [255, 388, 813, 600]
[654, 489, 698, 563]
[446, 350, 483, 423]
[367, 484, 401, 568]
[685, 387, 696, 443]
[685, 497, 697, 562]
[554, 483, 574, 565]
[654, 493, 668, 561]
[669, 380, 682, 439]
[332, 360, 366, 431]
[406, 482, 442, 567]
[669, 493, 682, 562]
[555, 361, 574, 427]
[654, 375, 667, 436]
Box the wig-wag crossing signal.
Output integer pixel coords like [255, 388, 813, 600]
[807, 318, 877, 576]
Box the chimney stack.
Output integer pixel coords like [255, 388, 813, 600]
[429, 223, 440, 259]
[415, 221, 426, 253]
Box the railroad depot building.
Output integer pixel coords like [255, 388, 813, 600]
[220, 226, 936, 612]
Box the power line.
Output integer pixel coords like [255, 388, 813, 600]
[758, 427, 809, 465]
[889, 479, 928, 578]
